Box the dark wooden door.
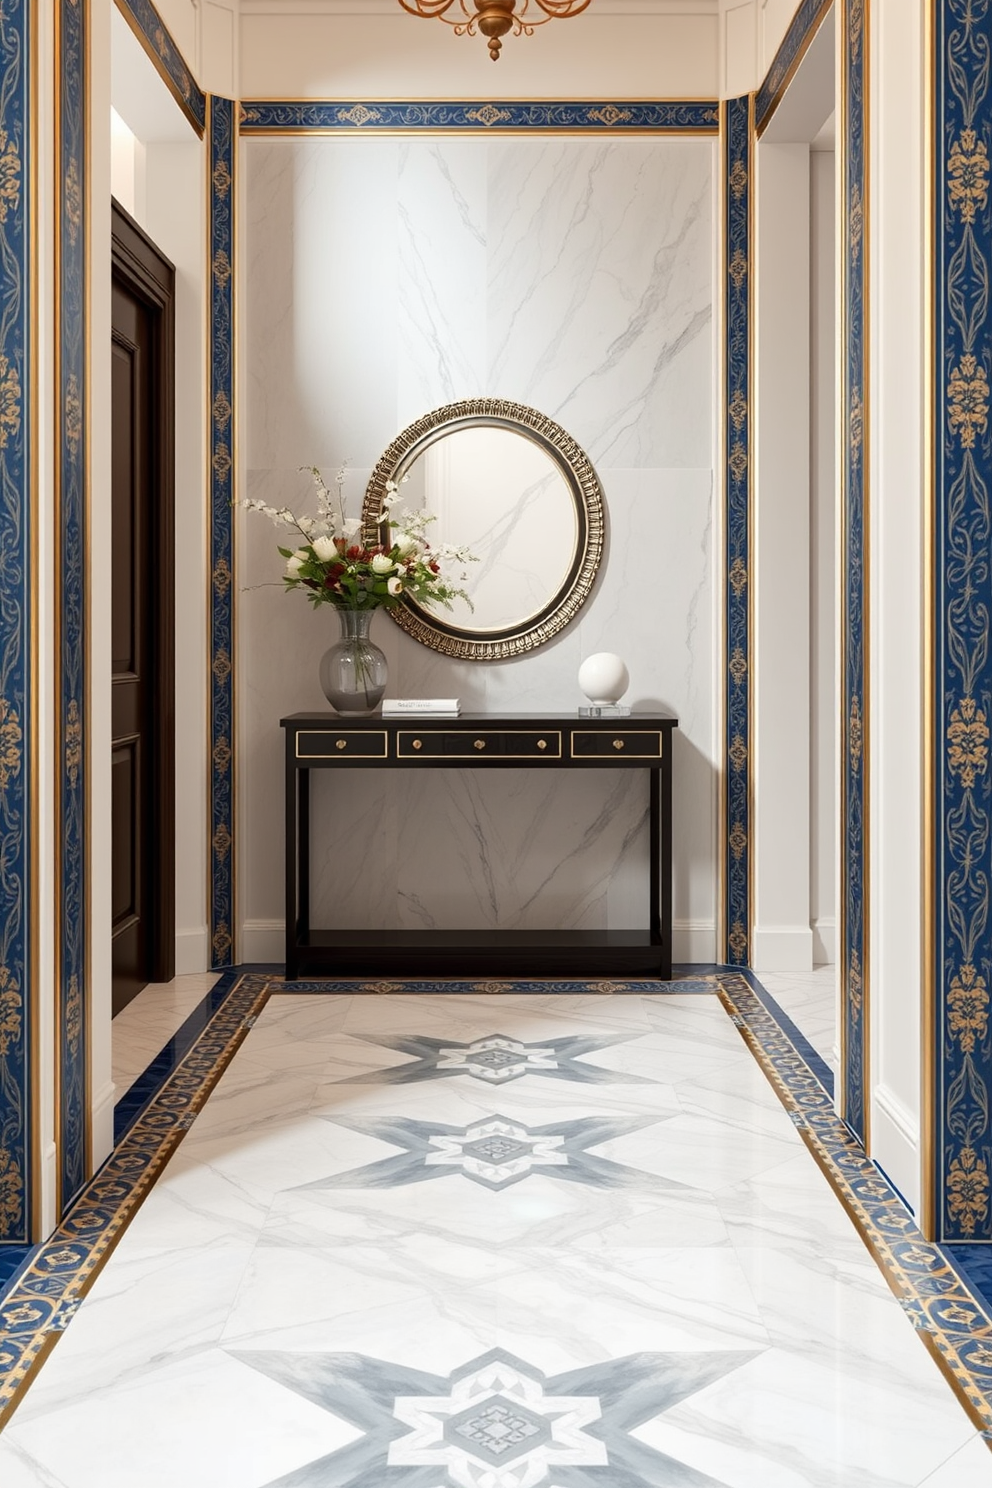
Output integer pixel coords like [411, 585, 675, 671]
[111, 203, 176, 1015]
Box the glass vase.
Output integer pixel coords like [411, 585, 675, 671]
[319, 607, 388, 716]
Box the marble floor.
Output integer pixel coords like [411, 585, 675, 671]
[1, 980, 990, 1486]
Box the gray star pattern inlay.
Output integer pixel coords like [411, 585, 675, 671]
[293, 1111, 683, 1193]
[334, 1032, 655, 1086]
[231, 1344, 758, 1487]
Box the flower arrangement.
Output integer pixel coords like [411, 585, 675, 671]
[243, 465, 476, 612]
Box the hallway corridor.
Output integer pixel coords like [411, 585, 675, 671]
[0, 978, 989, 1486]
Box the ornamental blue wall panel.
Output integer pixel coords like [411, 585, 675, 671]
[723, 95, 752, 968]
[55, 0, 88, 1217]
[0, 0, 34, 1245]
[936, 0, 992, 1241]
[840, 0, 869, 1145]
[209, 96, 235, 970]
[755, 0, 834, 134]
[113, 0, 205, 136]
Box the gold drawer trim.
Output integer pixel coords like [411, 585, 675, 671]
[397, 730, 562, 759]
[296, 730, 388, 759]
[570, 730, 663, 760]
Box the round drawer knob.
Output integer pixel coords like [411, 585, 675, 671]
[336, 739, 347, 751]
[613, 738, 625, 751]
[412, 739, 422, 750]
[537, 739, 547, 751]
[474, 739, 486, 751]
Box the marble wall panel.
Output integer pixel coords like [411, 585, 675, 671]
[242, 137, 717, 948]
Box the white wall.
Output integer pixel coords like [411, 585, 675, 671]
[719, 0, 812, 97]
[240, 2, 719, 98]
[240, 134, 719, 960]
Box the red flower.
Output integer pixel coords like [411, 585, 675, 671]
[346, 545, 364, 561]
[323, 564, 346, 587]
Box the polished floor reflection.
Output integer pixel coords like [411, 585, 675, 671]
[0, 984, 989, 1486]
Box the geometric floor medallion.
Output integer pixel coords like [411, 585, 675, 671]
[232, 1345, 760, 1487]
[333, 1033, 656, 1087]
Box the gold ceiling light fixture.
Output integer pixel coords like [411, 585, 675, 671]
[397, 1, 593, 62]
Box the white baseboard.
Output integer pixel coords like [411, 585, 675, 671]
[242, 919, 285, 963]
[812, 917, 836, 965]
[752, 925, 814, 973]
[91, 1080, 116, 1169]
[873, 1082, 921, 1215]
[175, 926, 210, 976]
[242, 918, 718, 970]
[672, 919, 716, 964]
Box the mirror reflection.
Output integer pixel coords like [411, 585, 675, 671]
[394, 427, 580, 632]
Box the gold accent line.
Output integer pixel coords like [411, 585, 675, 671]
[230, 102, 239, 967]
[746, 90, 756, 970]
[204, 95, 214, 966]
[28, 0, 41, 1243]
[239, 92, 722, 104]
[755, 0, 835, 139]
[921, 0, 937, 1240]
[111, 0, 204, 139]
[238, 126, 721, 140]
[718, 97, 728, 965]
[862, 0, 872, 1157]
[53, 0, 66, 1226]
[838, 0, 850, 1127]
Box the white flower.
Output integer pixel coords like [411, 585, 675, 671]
[285, 549, 308, 576]
[311, 535, 338, 562]
[371, 553, 394, 575]
[387, 576, 403, 596]
[394, 533, 420, 558]
[342, 516, 363, 539]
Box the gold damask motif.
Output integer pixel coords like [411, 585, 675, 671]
[336, 105, 382, 127]
[65, 372, 82, 458]
[729, 442, 747, 481]
[65, 974, 81, 1059]
[0, 697, 22, 791]
[213, 444, 232, 479]
[948, 128, 990, 225]
[587, 981, 629, 994]
[587, 105, 631, 127]
[212, 159, 232, 199]
[213, 390, 232, 429]
[729, 556, 747, 597]
[729, 159, 747, 200]
[212, 922, 232, 960]
[849, 183, 863, 264]
[0, 127, 20, 223]
[729, 734, 747, 772]
[361, 982, 402, 994]
[212, 250, 232, 288]
[849, 948, 863, 1022]
[849, 387, 863, 461]
[0, 1145, 24, 1238]
[728, 390, 747, 432]
[729, 647, 747, 686]
[213, 823, 232, 862]
[948, 696, 989, 787]
[948, 963, 990, 1053]
[948, 353, 990, 449]
[213, 736, 232, 773]
[65, 697, 81, 788]
[212, 649, 232, 684]
[0, 353, 21, 449]
[728, 921, 747, 961]
[213, 557, 232, 596]
[465, 105, 512, 126]
[849, 694, 863, 770]
[0, 966, 22, 1056]
[729, 822, 747, 861]
[728, 249, 747, 290]
[65, 157, 81, 246]
[947, 1145, 991, 1237]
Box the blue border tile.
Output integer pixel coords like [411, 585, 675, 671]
[238, 100, 720, 135]
[114, 0, 206, 135]
[0, 0, 34, 1245]
[723, 95, 752, 967]
[755, 0, 833, 134]
[935, 0, 992, 1240]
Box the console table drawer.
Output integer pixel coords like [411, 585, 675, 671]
[571, 730, 663, 759]
[296, 730, 388, 759]
[398, 730, 562, 759]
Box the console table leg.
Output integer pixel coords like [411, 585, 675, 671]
[298, 768, 311, 943]
[660, 755, 673, 979]
[285, 745, 299, 981]
[649, 766, 661, 945]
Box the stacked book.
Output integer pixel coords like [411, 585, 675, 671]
[381, 698, 461, 717]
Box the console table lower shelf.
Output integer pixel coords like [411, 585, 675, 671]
[281, 710, 678, 983]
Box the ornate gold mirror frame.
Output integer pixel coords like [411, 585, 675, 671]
[362, 398, 605, 661]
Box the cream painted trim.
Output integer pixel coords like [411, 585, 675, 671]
[176, 927, 211, 976]
[812, 916, 836, 965]
[751, 925, 815, 972]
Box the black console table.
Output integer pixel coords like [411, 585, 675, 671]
[281, 711, 678, 980]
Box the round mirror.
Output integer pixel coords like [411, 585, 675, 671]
[362, 399, 605, 661]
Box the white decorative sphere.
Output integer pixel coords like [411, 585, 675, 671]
[578, 652, 629, 706]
